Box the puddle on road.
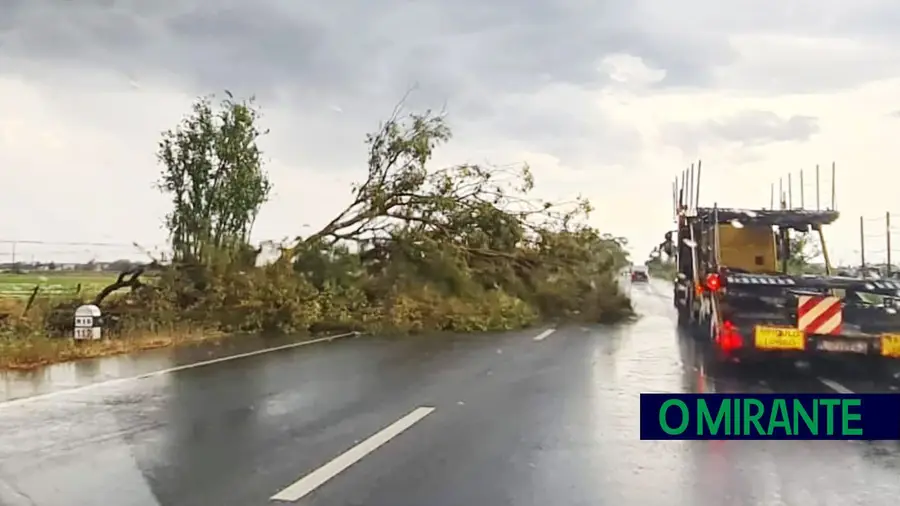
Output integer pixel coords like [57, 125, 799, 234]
[578, 284, 697, 504]
[0, 334, 309, 402]
[594, 284, 900, 506]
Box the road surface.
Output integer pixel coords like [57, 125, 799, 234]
[0, 280, 898, 506]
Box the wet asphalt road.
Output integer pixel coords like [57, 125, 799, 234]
[1, 280, 900, 506]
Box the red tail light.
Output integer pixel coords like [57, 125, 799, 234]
[706, 273, 722, 292]
[717, 320, 743, 351]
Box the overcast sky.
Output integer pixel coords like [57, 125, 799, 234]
[3, 0, 900, 265]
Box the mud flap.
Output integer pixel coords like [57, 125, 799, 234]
[677, 306, 689, 327]
[706, 315, 742, 373]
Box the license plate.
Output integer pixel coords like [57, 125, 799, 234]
[755, 326, 806, 351]
[817, 339, 868, 354]
[881, 334, 900, 358]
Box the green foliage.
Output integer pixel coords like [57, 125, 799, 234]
[2, 96, 634, 356]
[646, 255, 676, 279]
[157, 91, 271, 267]
[786, 233, 823, 274]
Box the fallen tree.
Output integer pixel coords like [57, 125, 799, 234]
[0, 93, 633, 368]
[280, 104, 633, 328]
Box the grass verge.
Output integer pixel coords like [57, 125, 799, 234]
[0, 328, 223, 371]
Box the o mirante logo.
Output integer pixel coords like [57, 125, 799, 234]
[640, 393, 900, 440]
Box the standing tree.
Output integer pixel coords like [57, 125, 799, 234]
[788, 233, 823, 274]
[157, 91, 272, 266]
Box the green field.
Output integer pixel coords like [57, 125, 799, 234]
[0, 272, 117, 299]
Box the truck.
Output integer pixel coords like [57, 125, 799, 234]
[659, 163, 900, 368]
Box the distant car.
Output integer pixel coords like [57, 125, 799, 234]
[631, 268, 649, 283]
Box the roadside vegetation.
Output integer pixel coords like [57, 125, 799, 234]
[787, 235, 825, 275]
[0, 91, 634, 369]
[645, 256, 676, 279]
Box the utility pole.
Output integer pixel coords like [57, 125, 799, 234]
[688, 163, 695, 210]
[799, 169, 805, 209]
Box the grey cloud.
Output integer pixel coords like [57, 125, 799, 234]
[708, 111, 820, 145]
[662, 111, 820, 154]
[0, 0, 744, 104]
[1, 0, 897, 178]
[628, 0, 900, 94]
[472, 85, 643, 166]
[3, 1, 899, 107]
[2, 0, 689, 170]
[628, 0, 900, 43]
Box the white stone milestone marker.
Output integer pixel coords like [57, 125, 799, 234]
[74, 304, 102, 340]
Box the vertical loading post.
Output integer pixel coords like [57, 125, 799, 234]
[688, 163, 695, 211]
[860, 216, 866, 272]
[713, 203, 721, 268]
[888, 211, 893, 276]
[831, 162, 837, 211]
[694, 160, 702, 209]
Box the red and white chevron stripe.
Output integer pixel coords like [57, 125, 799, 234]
[797, 295, 843, 335]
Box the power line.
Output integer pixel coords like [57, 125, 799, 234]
[0, 239, 142, 247]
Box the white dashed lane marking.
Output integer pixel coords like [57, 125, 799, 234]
[270, 406, 436, 502]
[818, 377, 854, 394]
[533, 328, 556, 341]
